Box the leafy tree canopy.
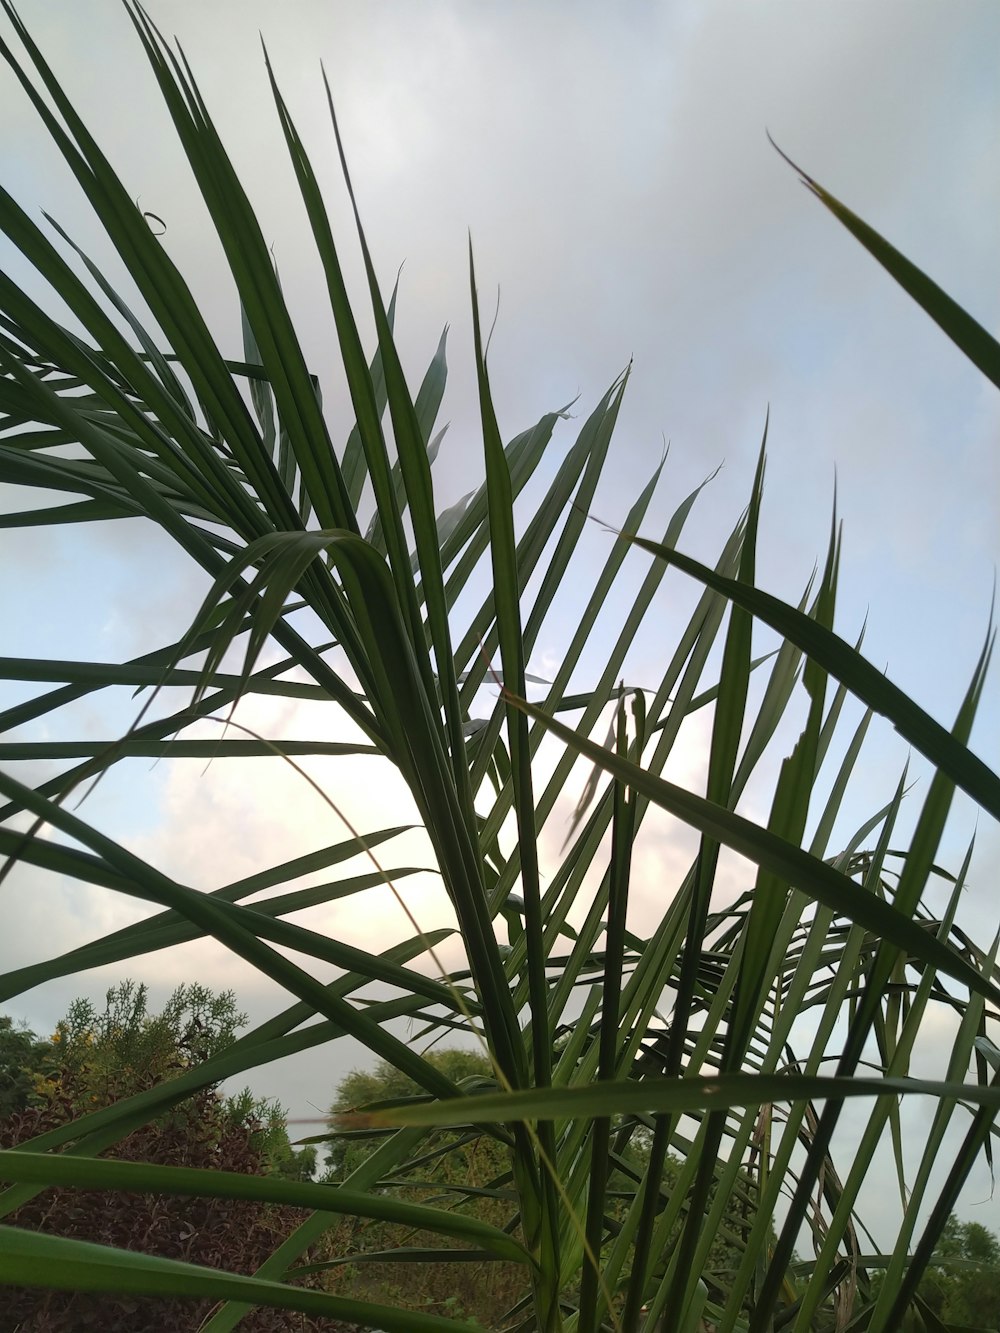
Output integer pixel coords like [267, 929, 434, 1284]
[322, 1048, 519, 1323]
[921, 1217, 1000, 1329]
[0, 1015, 49, 1119]
[0, 981, 320, 1329]
[2, 980, 314, 1179]
[327, 1046, 496, 1182]
[332, 1046, 496, 1111]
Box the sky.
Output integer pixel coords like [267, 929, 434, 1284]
[0, 0, 998, 1252]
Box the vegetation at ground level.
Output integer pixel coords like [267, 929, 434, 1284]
[319, 1052, 777, 1327]
[0, 984, 317, 1330]
[868, 1218, 1000, 1333]
[0, 1, 998, 1330]
[4, 1021, 1000, 1331]
[321, 1051, 524, 1326]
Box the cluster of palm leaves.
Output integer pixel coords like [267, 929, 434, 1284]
[0, 3, 998, 1330]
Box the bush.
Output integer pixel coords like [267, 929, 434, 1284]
[319, 1050, 525, 1326]
[0, 984, 320, 1332]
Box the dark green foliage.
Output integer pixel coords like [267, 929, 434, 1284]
[322, 1053, 771, 1326]
[0, 984, 321, 1331]
[0, 4, 996, 1327]
[332, 1048, 496, 1115]
[865, 1217, 1000, 1332]
[920, 1218, 1000, 1329]
[0, 1015, 48, 1117]
[225, 1086, 317, 1182]
[321, 1050, 525, 1324]
[31, 980, 245, 1112]
[5, 980, 313, 1176]
[327, 1048, 496, 1181]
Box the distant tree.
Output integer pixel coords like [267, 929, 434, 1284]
[920, 1216, 1000, 1328]
[324, 1048, 524, 1324]
[327, 1046, 496, 1180]
[224, 1085, 317, 1181]
[0, 1014, 48, 1118]
[26, 979, 245, 1112]
[946, 1219, 999, 1266]
[0, 981, 320, 1332]
[607, 1120, 770, 1308]
[7, 980, 313, 1178]
[331, 1046, 497, 1112]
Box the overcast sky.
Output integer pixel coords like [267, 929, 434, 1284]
[1, 1, 998, 1250]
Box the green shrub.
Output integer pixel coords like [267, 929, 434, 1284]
[0, 986, 319, 1331]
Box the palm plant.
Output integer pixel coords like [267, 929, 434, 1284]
[0, 4, 998, 1330]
